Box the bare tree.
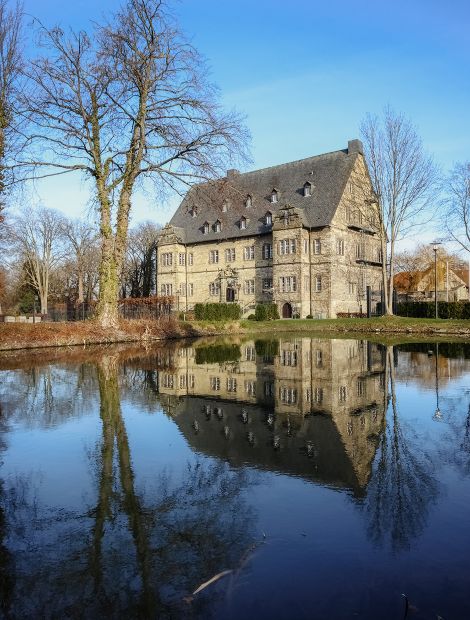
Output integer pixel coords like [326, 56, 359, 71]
[17, 0, 250, 327]
[121, 221, 160, 297]
[61, 218, 98, 304]
[360, 107, 438, 314]
[442, 161, 470, 254]
[8, 206, 64, 313]
[0, 0, 22, 226]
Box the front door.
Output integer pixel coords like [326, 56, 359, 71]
[282, 302, 292, 318]
[226, 287, 235, 302]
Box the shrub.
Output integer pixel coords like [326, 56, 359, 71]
[194, 303, 241, 321]
[247, 314, 256, 320]
[195, 343, 241, 364]
[254, 303, 279, 321]
[306, 314, 313, 319]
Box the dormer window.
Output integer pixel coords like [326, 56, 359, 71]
[222, 200, 229, 213]
[271, 189, 279, 203]
[190, 206, 198, 217]
[214, 220, 221, 233]
[203, 221, 209, 234]
[240, 216, 247, 230]
[303, 182, 312, 197]
[245, 195, 252, 209]
[265, 211, 273, 226]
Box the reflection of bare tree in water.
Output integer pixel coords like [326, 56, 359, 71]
[1, 355, 256, 618]
[0, 405, 13, 618]
[364, 347, 438, 551]
[438, 395, 470, 477]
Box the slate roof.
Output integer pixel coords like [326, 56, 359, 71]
[167, 141, 362, 245]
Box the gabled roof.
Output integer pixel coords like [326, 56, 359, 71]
[167, 142, 362, 244]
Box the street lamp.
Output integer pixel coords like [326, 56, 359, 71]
[431, 241, 442, 319]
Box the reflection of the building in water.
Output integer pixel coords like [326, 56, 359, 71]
[157, 338, 386, 495]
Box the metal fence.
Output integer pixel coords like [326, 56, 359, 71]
[44, 297, 174, 322]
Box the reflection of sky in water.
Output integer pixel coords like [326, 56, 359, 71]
[0, 338, 469, 619]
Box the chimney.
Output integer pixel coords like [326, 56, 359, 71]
[348, 139, 364, 155]
[227, 168, 240, 179]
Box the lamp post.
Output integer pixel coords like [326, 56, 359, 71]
[431, 242, 442, 319]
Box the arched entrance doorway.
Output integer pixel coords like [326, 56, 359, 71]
[226, 287, 235, 302]
[282, 302, 292, 318]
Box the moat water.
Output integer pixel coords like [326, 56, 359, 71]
[1, 335, 470, 619]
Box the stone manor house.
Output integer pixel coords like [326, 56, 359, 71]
[156, 139, 383, 318]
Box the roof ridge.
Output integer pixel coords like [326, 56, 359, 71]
[235, 148, 349, 178]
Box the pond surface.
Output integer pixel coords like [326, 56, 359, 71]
[0, 336, 470, 619]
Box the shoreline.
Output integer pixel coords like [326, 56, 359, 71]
[1, 316, 470, 353]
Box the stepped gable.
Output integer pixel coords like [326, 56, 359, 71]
[168, 145, 359, 244]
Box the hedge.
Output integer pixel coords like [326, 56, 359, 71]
[396, 301, 470, 319]
[194, 303, 241, 321]
[254, 303, 280, 321]
[195, 343, 241, 364]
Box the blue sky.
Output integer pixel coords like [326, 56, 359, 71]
[21, 0, 470, 241]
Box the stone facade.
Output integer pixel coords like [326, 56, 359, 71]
[157, 140, 383, 318]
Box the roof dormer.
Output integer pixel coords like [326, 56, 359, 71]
[265, 211, 273, 226]
[222, 199, 229, 213]
[271, 188, 279, 204]
[239, 216, 247, 230]
[245, 194, 252, 209]
[213, 219, 222, 233]
[202, 221, 209, 234]
[303, 181, 312, 197]
[189, 205, 198, 217]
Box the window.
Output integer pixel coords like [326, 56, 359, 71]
[243, 246, 255, 260]
[240, 217, 247, 230]
[214, 220, 221, 232]
[316, 349, 323, 366]
[161, 252, 173, 267]
[188, 375, 195, 389]
[279, 276, 297, 292]
[271, 189, 278, 203]
[357, 378, 366, 397]
[203, 222, 209, 234]
[161, 283, 172, 296]
[313, 387, 323, 404]
[377, 247, 383, 263]
[210, 377, 220, 391]
[179, 283, 186, 296]
[244, 279, 255, 294]
[246, 195, 252, 208]
[188, 283, 194, 297]
[209, 250, 219, 264]
[280, 386, 297, 404]
[339, 386, 347, 402]
[337, 239, 345, 255]
[162, 374, 174, 389]
[349, 282, 357, 295]
[315, 275, 322, 292]
[355, 243, 365, 259]
[279, 238, 296, 255]
[304, 182, 312, 197]
[188, 253, 193, 265]
[178, 253, 186, 266]
[313, 239, 321, 254]
[262, 278, 273, 291]
[281, 350, 297, 366]
[227, 378, 237, 393]
[222, 201, 228, 213]
[264, 381, 274, 397]
[225, 248, 235, 262]
[190, 206, 198, 217]
[179, 374, 187, 389]
[245, 380, 256, 397]
[262, 243, 272, 259]
[209, 280, 220, 296]
[245, 346, 256, 361]
[265, 211, 272, 225]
